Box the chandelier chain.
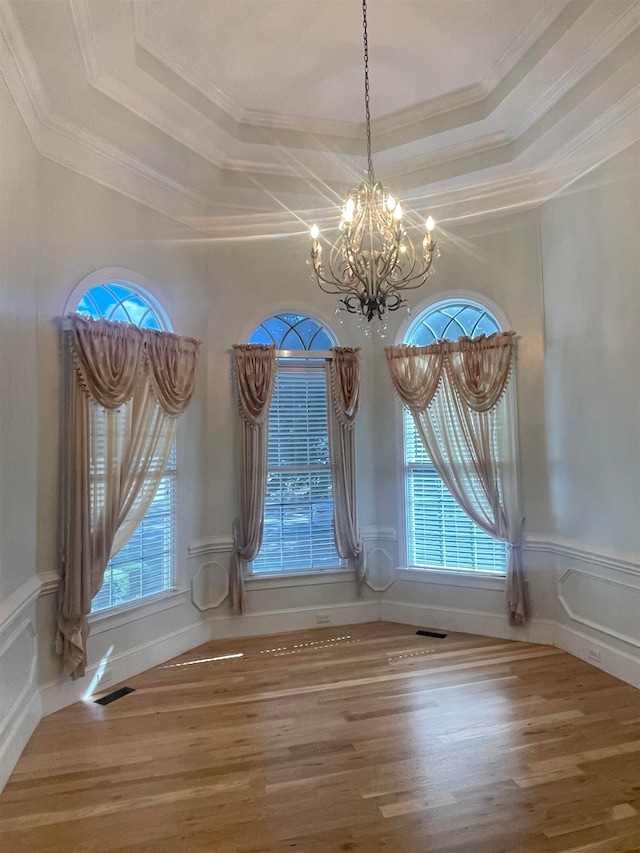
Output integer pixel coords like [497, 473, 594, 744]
[362, 0, 374, 183]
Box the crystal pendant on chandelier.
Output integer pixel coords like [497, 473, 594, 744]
[309, 0, 439, 324]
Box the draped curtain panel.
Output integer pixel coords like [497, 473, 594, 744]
[58, 315, 200, 680]
[326, 347, 365, 582]
[386, 332, 527, 625]
[230, 344, 276, 614]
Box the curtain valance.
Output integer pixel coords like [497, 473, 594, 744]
[67, 314, 200, 414]
[385, 331, 515, 415]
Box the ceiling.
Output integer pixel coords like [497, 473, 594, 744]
[1, 0, 639, 236]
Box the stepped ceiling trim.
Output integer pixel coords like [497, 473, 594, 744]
[1, 0, 638, 235]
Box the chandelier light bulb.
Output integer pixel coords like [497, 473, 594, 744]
[310, 224, 320, 240]
[393, 203, 403, 221]
[343, 198, 355, 223]
[386, 195, 396, 211]
[426, 215, 435, 233]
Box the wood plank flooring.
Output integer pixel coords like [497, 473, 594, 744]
[1, 622, 639, 852]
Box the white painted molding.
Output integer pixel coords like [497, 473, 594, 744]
[506, 2, 640, 139]
[39, 571, 61, 595]
[188, 535, 235, 557]
[480, 0, 572, 93]
[0, 575, 42, 634]
[208, 601, 382, 641]
[191, 562, 229, 611]
[394, 568, 506, 592]
[0, 689, 41, 793]
[524, 535, 640, 576]
[246, 570, 355, 592]
[365, 549, 395, 593]
[40, 618, 213, 717]
[0, 619, 37, 737]
[0, 615, 40, 794]
[360, 526, 397, 542]
[557, 569, 640, 649]
[380, 599, 554, 646]
[88, 588, 190, 636]
[553, 622, 640, 689]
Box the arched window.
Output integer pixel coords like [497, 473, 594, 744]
[247, 314, 341, 574]
[72, 278, 176, 611]
[402, 298, 508, 573]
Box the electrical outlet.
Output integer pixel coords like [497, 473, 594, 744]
[316, 612, 331, 625]
[586, 648, 601, 664]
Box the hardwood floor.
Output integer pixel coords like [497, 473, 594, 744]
[2, 622, 639, 852]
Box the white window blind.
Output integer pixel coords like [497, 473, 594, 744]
[404, 408, 507, 573]
[91, 435, 176, 611]
[252, 366, 341, 573]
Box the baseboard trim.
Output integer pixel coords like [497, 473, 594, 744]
[208, 601, 382, 640]
[553, 622, 640, 689]
[380, 600, 554, 646]
[40, 619, 213, 716]
[0, 686, 41, 792]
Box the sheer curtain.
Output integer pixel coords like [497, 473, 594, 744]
[230, 344, 276, 613]
[57, 315, 200, 680]
[386, 332, 527, 625]
[326, 347, 365, 582]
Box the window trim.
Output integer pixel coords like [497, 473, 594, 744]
[394, 292, 519, 581]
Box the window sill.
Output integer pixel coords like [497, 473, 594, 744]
[395, 567, 506, 591]
[245, 569, 355, 591]
[89, 588, 190, 635]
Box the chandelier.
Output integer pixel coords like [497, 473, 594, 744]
[309, 0, 438, 329]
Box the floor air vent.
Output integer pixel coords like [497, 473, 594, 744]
[416, 630, 447, 639]
[95, 686, 135, 706]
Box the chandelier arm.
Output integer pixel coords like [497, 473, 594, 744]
[312, 264, 362, 295]
[341, 231, 372, 294]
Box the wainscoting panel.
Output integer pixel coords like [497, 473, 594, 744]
[0, 583, 41, 792]
[558, 567, 640, 648]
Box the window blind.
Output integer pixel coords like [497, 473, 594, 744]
[91, 439, 176, 611]
[252, 367, 340, 573]
[404, 407, 507, 573]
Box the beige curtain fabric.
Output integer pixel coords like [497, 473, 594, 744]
[230, 344, 276, 613]
[385, 333, 527, 625]
[326, 348, 365, 581]
[58, 315, 200, 680]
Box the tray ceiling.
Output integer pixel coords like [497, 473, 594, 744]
[1, 0, 639, 236]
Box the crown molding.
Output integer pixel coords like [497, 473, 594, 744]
[133, 0, 242, 123]
[508, 5, 640, 139]
[0, 1, 50, 122]
[480, 0, 573, 93]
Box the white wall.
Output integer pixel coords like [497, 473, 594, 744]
[540, 143, 640, 677]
